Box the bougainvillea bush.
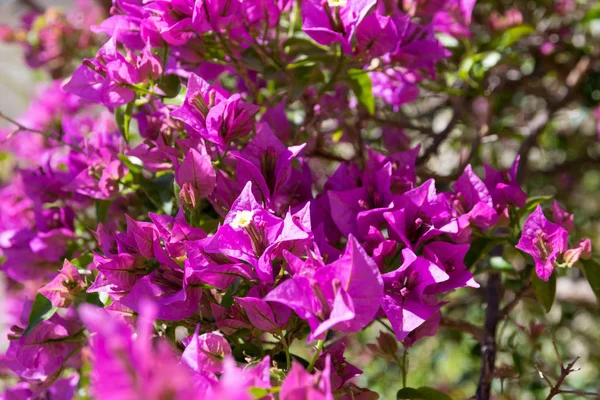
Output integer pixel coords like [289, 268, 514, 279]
[1, 0, 600, 398]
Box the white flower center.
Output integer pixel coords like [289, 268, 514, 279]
[231, 210, 254, 229]
[328, 0, 347, 7]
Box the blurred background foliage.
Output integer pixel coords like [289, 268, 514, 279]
[355, 0, 600, 398]
[1, 0, 600, 398]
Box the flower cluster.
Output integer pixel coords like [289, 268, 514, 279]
[0, 0, 595, 398]
[0, 0, 104, 77]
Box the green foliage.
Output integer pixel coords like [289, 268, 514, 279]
[23, 294, 57, 336]
[531, 269, 556, 313]
[397, 387, 453, 400]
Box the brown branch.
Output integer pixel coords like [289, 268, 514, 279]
[537, 341, 600, 399]
[440, 317, 484, 342]
[95, 0, 113, 15]
[476, 273, 502, 400]
[417, 111, 460, 165]
[545, 357, 581, 400]
[516, 56, 592, 184]
[0, 111, 84, 153]
[19, 0, 43, 12]
[558, 390, 600, 397]
[500, 282, 532, 318]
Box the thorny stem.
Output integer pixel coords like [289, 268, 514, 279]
[544, 357, 582, 400]
[307, 339, 325, 373]
[538, 341, 600, 398]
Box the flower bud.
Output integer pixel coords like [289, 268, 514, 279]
[180, 182, 198, 210]
[376, 331, 398, 356]
[563, 238, 592, 266]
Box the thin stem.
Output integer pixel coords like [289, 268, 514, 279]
[558, 390, 600, 397]
[307, 339, 325, 373]
[0, 111, 84, 153]
[440, 317, 484, 342]
[391, 348, 409, 388]
[402, 348, 409, 388]
[546, 357, 581, 399]
[377, 318, 396, 335]
[283, 338, 291, 371]
[500, 282, 532, 318]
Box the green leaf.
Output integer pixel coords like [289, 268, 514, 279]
[163, 85, 187, 106]
[115, 100, 135, 143]
[465, 237, 502, 268]
[417, 387, 453, 400]
[118, 154, 143, 174]
[518, 195, 553, 218]
[496, 25, 535, 50]
[24, 294, 57, 336]
[70, 253, 93, 269]
[580, 258, 600, 303]
[157, 74, 181, 98]
[397, 388, 425, 399]
[283, 37, 329, 57]
[346, 69, 375, 115]
[490, 256, 514, 271]
[583, 4, 600, 23]
[397, 387, 453, 400]
[95, 199, 112, 223]
[531, 269, 556, 312]
[249, 387, 270, 398]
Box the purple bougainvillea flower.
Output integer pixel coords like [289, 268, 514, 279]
[328, 162, 393, 239]
[280, 358, 333, 400]
[0, 374, 80, 400]
[516, 205, 569, 280]
[451, 164, 498, 230]
[302, 0, 377, 53]
[484, 156, 527, 211]
[384, 179, 454, 249]
[170, 73, 228, 137]
[205, 94, 260, 147]
[550, 200, 574, 234]
[3, 311, 83, 380]
[370, 69, 420, 109]
[266, 235, 383, 341]
[175, 146, 216, 207]
[203, 182, 312, 283]
[422, 241, 479, 293]
[315, 341, 362, 389]
[63, 35, 146, 107]
[564, 238, 592, 267]
[181, 329, 232, 374]
[380, 248, 449, 340]
[355, 12, 398, 58]
[39, 259, 86, 308]
[431, 0, 476, 38]
[149, 210, 207, 257]
[79, 303, 205, 399]
[171, 73, 258, 149]
[402, 310, 441, 348]
[119, 270, 202, 320]
[236, 123, 305, 204]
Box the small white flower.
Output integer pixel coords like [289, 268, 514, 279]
[231, 210, 254, 229]
[328, 0, 347, 7]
